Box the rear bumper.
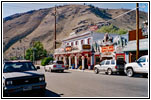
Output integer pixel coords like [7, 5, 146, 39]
[52, 68, 65, 71]
[3, 82, 46, 95]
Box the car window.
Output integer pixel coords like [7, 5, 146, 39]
[100, 61, 105, 65]
[105, 60, 110, 65]
[137, 57, 146, 63]
[56, 61, 64, 64]
[3, 62, 36, 73]
[111, 60, 115, 65]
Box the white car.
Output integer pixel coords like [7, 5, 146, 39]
[44, 61, 65, 72]
[124, 55, 148, 77]
[94, 59, 126, 75]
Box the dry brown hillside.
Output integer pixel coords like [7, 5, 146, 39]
[3, 4, 148, 59]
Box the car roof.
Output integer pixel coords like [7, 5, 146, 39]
[4, 60, 32, 63]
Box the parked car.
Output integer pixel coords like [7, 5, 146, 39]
[3, 60, 46, 96]
[124, 55, 148, 77]
[94, 59, 126, 75]
[44, 61, 65, 72]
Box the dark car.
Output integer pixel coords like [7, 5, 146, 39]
[3, 60, 46, 96]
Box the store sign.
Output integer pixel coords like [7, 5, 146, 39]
[89, 25, 98, 31]
[65, 46, 72, 52]
[82, 45, 91, 50]
[101, 46, 114, 53]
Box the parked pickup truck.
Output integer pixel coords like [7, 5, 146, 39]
[124, 55, 148, 77]
[3, 60, 46, 96]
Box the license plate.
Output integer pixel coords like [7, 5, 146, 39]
[23, 86, 32, 91]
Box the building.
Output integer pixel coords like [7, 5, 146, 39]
[54, 31, 128, 70]
[123, 27, 148, 63]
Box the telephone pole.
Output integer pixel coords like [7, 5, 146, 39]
[136, 3, 139, 60]
[54, 6, 57, 49]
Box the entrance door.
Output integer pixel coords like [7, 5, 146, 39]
[84, 58, 88, 69]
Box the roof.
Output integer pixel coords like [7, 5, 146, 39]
[4, 60, 32, 63]
[123, 38, 148, 52]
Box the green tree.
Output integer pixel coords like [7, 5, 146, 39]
[25, 41, 47, 61]
[96, 24, 127, 35]
[41, 57, 53, 66]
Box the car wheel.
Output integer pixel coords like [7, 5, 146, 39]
[39, 88, 46, 96]
[94, 68, 99, 74]
[44, 68, 47, 72]
[126, 68, 134, 77]
[107, 68, 112, 75]
[49, 68, 53, 72]
[142, 74, 148, 78]
[61, 70, 64, 73]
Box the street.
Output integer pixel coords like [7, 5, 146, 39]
[38, 67, 148, 97]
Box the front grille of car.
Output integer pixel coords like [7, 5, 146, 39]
[11, 76, 40, 86]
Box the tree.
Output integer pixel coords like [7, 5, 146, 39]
[95, 24, 127, 35]
[25, 41, 47, 61]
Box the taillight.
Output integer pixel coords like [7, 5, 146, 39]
[53, 65, 57, 68]
[62, 65, 65, 68]
[115, 66, 117, 69]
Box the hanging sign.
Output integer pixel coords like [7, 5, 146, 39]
[65, 46, 72, 52]
[82, 45, 91, 50]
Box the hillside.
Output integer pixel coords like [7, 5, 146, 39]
[3, 4, 148, 59]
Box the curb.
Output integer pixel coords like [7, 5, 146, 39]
[69, 69, 94, 73]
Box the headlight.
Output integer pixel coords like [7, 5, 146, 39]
[39, 77, 45, 81]
[6, 80, 13, 85]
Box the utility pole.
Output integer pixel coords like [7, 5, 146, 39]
[54, 6, 57, 49]
[136, 3, 139, 60]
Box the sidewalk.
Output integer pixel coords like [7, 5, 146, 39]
[68, 69, 94, 73]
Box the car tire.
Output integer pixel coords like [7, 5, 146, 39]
[61, 70, 64, 73]
[39, 88, 46, 96]
[94, 68, 99, 74]
[126, 68, 134, 77]
[49, 68, 53, 72]
[107, 68, 112, 75]
[142, 74, 148, 78]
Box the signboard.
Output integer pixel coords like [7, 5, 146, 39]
[89, 25, 98, 31]
[82, 45, 91, 50]
[65, 46, 72, 52]
[101, 46, 114, 53]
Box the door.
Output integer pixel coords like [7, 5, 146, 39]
[104, 60, 110, 72]
[136, 56, 148, 73]
[98, 60, 105, 71]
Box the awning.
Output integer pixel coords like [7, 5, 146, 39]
[123, 38, 148, 52]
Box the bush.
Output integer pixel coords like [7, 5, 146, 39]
[41, 57, 53, 66]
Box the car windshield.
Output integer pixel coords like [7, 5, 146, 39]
[3, 62, 36, 73]
[56, 61, 64, 64]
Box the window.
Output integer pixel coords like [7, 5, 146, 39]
[81, 40, 83, 44]
[137, 57, 146, 63]
[111, 60, 115, 65]
[88, 38, 91, 44]
[105, 60, 110, 65]
[76, 41, 78, 45]
[100, 61, 105, 65]
[71, 42, 73, 46]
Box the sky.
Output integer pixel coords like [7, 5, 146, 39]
[2, 2, 148, 18]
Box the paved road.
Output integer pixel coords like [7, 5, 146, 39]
[38, 67, 148, 97]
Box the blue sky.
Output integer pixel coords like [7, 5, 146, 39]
[3, 2, 148, 18]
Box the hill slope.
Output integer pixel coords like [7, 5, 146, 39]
[3, 4, 148, 59]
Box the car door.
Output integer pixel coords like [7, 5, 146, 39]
[104, 60, 110, 72]
[98, 60, 106, 72]
[136, 56, 148, 73]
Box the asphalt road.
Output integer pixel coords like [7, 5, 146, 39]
[38, 67, 148, 98]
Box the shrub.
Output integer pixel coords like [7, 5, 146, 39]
[41, 57, 53, 66]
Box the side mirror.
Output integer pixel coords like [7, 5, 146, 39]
[36, 66, 40, 69]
